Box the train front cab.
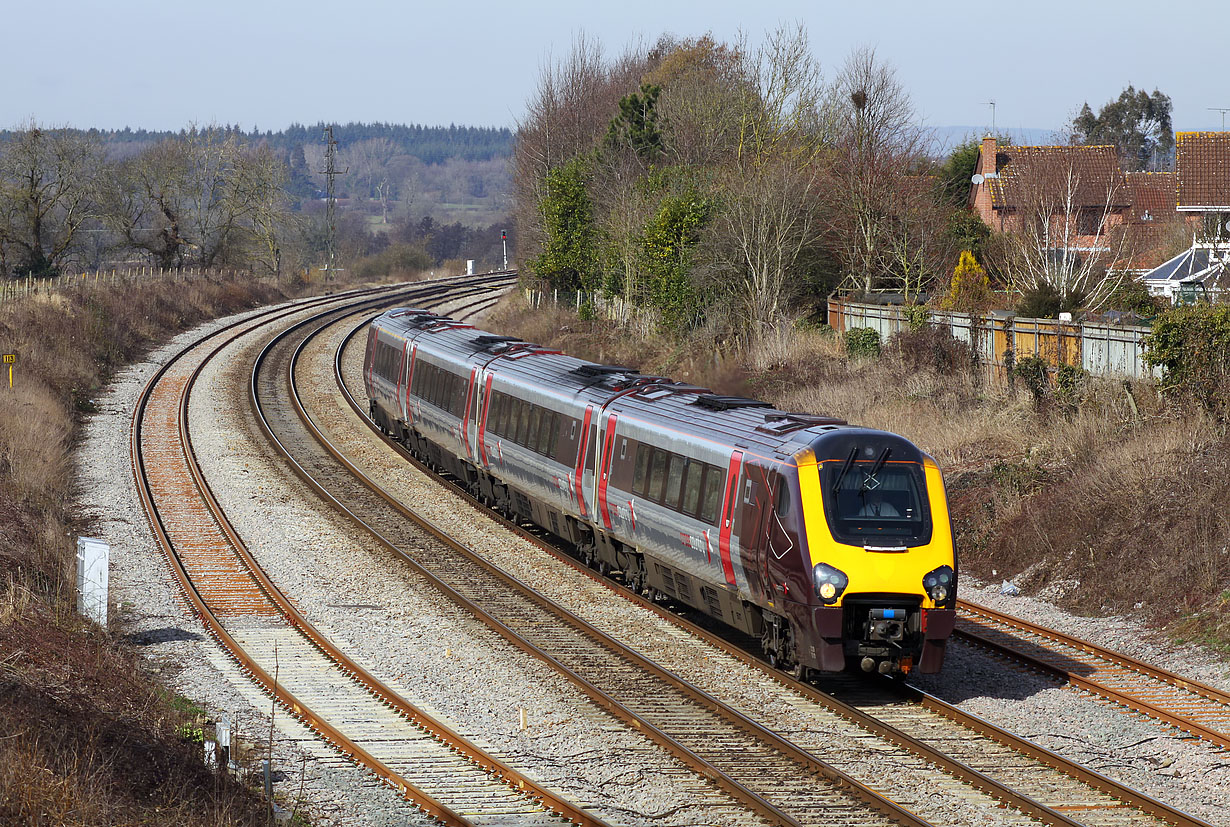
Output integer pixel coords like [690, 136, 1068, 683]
[772, 430, 956, 675]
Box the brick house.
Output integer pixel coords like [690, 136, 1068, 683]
[967, 135, 1128, 249]
[1142, 132, 1230, 299]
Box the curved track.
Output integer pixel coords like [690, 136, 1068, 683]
[132, 275, 613, 827]
[259, 298, 937, 827]
[312, 305, 1215, 827]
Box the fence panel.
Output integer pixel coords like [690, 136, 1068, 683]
[828, 299, 1154, 382]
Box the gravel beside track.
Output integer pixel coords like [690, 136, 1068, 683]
[197, 298, 771, 826]
[912, 588, 1230, 824]
[77, 297, 437, 826]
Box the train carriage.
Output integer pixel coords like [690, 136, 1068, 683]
[364, 308, 957, 676]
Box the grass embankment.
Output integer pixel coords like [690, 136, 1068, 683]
[0, 276, 289, 825]
[488, 294, 1230, 655]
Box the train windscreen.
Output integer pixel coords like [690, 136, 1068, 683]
[822, 453, 931, 545]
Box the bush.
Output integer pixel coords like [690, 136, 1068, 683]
[940, 250, 993, 312]
[353, 243, 432, 280]
[889, 326, 978, 375]
[1016, 282, 1085, 319]
[1014, 355, 1050, 401]
[844, 327, 881, 358]
[1145, 303, 1230, 414]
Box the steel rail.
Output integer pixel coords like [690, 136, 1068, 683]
[235, 283, 612, 825]
[287, 311, 969, 827]
[325, 312, 1216, 827]
[131, 277, 559, 827]
[266, 303, 818, 826]
[954, 602, 1230, 752]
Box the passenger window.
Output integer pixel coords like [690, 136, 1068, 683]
[699, 466, 724, 524]
[681, 461, 703, 516]
[647, 449, 668, 502]
[513, 400, 528, 445]
[536, 411, 554, 455]
[632, 444, 651, 496]
[585, 426, 597, 472]
[664, 454, 685, 510]
[526, 406, 541, 450]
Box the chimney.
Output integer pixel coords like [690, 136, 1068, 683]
[981, 133, 997, 176]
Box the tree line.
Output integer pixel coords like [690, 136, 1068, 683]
[0, 122, 514, 280]
[514, 28, 1180, 338]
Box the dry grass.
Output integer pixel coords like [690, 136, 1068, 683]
[0, 273, 298, 826]
[489, 293, 1230, 650]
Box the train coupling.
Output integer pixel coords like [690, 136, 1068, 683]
[867, 607, 907, 642]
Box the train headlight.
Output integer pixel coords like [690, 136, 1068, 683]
[813, 563, 849, 605]
[923, 565, 955, 605]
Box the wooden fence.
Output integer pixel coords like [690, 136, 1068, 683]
[827, 298, 1159, 381]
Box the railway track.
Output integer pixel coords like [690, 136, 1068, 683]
[954, 601, 1230, 751]
[304, 304, 1219, 827]
[253, 297, 1204, 827]
[259, 300, 933, 827]
[133, 275, 615, 827]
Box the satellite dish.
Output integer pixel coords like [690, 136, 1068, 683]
[1223, 218, 1230, 233]
[971, 173, 985, 185]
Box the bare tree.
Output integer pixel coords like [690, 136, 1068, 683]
[822, 48, 934, 296]
[0, 123, 102, 277]
[992, 146, 1133, 310]
[100, 127, 289, 272]
[708, 23, 832, 333]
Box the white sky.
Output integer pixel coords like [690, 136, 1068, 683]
[8, 0, 1227, 136]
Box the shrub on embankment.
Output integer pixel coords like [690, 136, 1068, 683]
[0, 274, 287, 825]
[488, 292, 1230, 655]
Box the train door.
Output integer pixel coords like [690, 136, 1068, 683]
[475, 371, 494, 468]
[597, 413, 619, 531]
[573, 404, 594, 519]
[408, 339, 423, 423]
[716, 450, 743, 588]
[460, 366, 479, 461]
[764, 470, 804, 606]
[738, 464, 773, 604]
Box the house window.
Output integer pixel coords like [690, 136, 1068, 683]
[1077, 209, 1103, 236]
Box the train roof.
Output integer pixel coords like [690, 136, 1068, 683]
[371, 308, 926, 464]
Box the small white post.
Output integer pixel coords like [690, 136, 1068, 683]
[76, 537, 108, 626]
[466, 259, 474, 276]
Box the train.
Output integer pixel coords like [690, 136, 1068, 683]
[363, 307, 957, 676]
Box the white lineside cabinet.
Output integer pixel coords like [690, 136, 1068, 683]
[76, 536, 109, 626]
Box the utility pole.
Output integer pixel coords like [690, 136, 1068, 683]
[319, 126, 348, 292]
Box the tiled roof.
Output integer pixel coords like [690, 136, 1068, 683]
[988, 145, 1127, 210]
[1175, 132, 1230, 209]
[1125, 171, 1176, 223]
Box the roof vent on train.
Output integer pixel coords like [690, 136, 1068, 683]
[471, 334, 523, 352]
[572, 364, 636, 378]
[637, 382, 711, 401]
[755, 412, 846, 435]
[692, 394, 774, 411]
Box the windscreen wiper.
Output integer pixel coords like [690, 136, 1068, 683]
[860, 447, 892, 490]
[831, 446, 859, 494]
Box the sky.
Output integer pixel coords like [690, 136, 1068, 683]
[7, 0, 1228, 142]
